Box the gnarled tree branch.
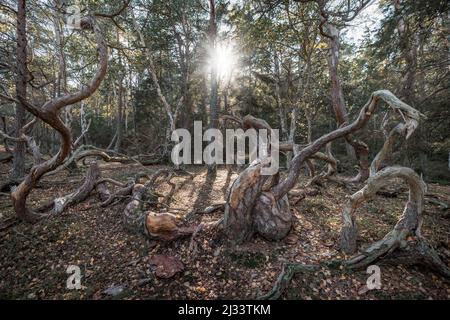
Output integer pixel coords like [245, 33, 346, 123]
[10, 16, 108, 223]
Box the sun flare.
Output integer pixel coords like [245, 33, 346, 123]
[208, 42, 238, 80]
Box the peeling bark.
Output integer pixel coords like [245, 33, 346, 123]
[223, 160, 272, 243]
[222, 115, 291, 244]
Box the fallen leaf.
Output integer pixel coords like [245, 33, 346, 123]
[284, 233, 299, 245]
[148, 254, 184, 279]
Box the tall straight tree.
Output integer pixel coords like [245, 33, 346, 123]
[12, 0, 27, 179]
[207, 0, 218, 173]
[208, 0, 218, 129]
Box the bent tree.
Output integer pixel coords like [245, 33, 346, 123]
[10, 16, 108, 223]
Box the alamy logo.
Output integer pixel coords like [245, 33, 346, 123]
[66, 265, 82, 290]
[171, 121, 280, 175]
[66, 5, 81, 29]
[366, 265, 381, 290]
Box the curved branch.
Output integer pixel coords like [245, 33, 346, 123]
[272, 90, 424, 200]
[369, 123, 406, 176]
[338, 166, 450, 279]
[11, 16, 108, 223]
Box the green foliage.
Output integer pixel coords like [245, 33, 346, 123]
[0, 0, 447, 182]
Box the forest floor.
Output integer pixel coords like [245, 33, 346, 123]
[0, 161, 449, 300]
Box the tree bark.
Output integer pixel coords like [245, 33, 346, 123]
[12, 0, 27, 180]
[273, 90, 423, 200]
[114, 78, 124, 153]
[274, 51, 287, 141]
[325, 23, 355, 159]
[53, 1, 69, 125]
[116, 169, 196, 240]
[339, 165, 450, 280]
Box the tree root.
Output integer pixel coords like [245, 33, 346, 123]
[100, 182, 134, 207]
[376, 239, 450, 279]
[257, 263, 319, 300]
[260, 237, 450, 300]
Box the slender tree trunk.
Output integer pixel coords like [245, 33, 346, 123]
[394, 0, 418, 104]
[201, 76, 208, 124]
[132, 11, 181, 150]
[80, 101, 88, 145]
[305, 109, 312, 144]
[394, 0, 422, 176]
[274, 51, 287, 141]
[53, 1, 68, 124]
[223, 76, 231, 114]
[301, 54, 313, 144]
[11, 16, 108, 222]
[12, 0, 27, 180]
[286, 108, 297, 167]
[326, 23, 355, 159]
[209, 0, 218, 129]
[114, 79, 124, 153]
[207, 0, 218, 173]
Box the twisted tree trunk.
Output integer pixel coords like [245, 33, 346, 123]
[11, 16, 108, 223]
[340, 166, 425, 255]
[259, 92, 449, 299]
[223, 90, 424, 245]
